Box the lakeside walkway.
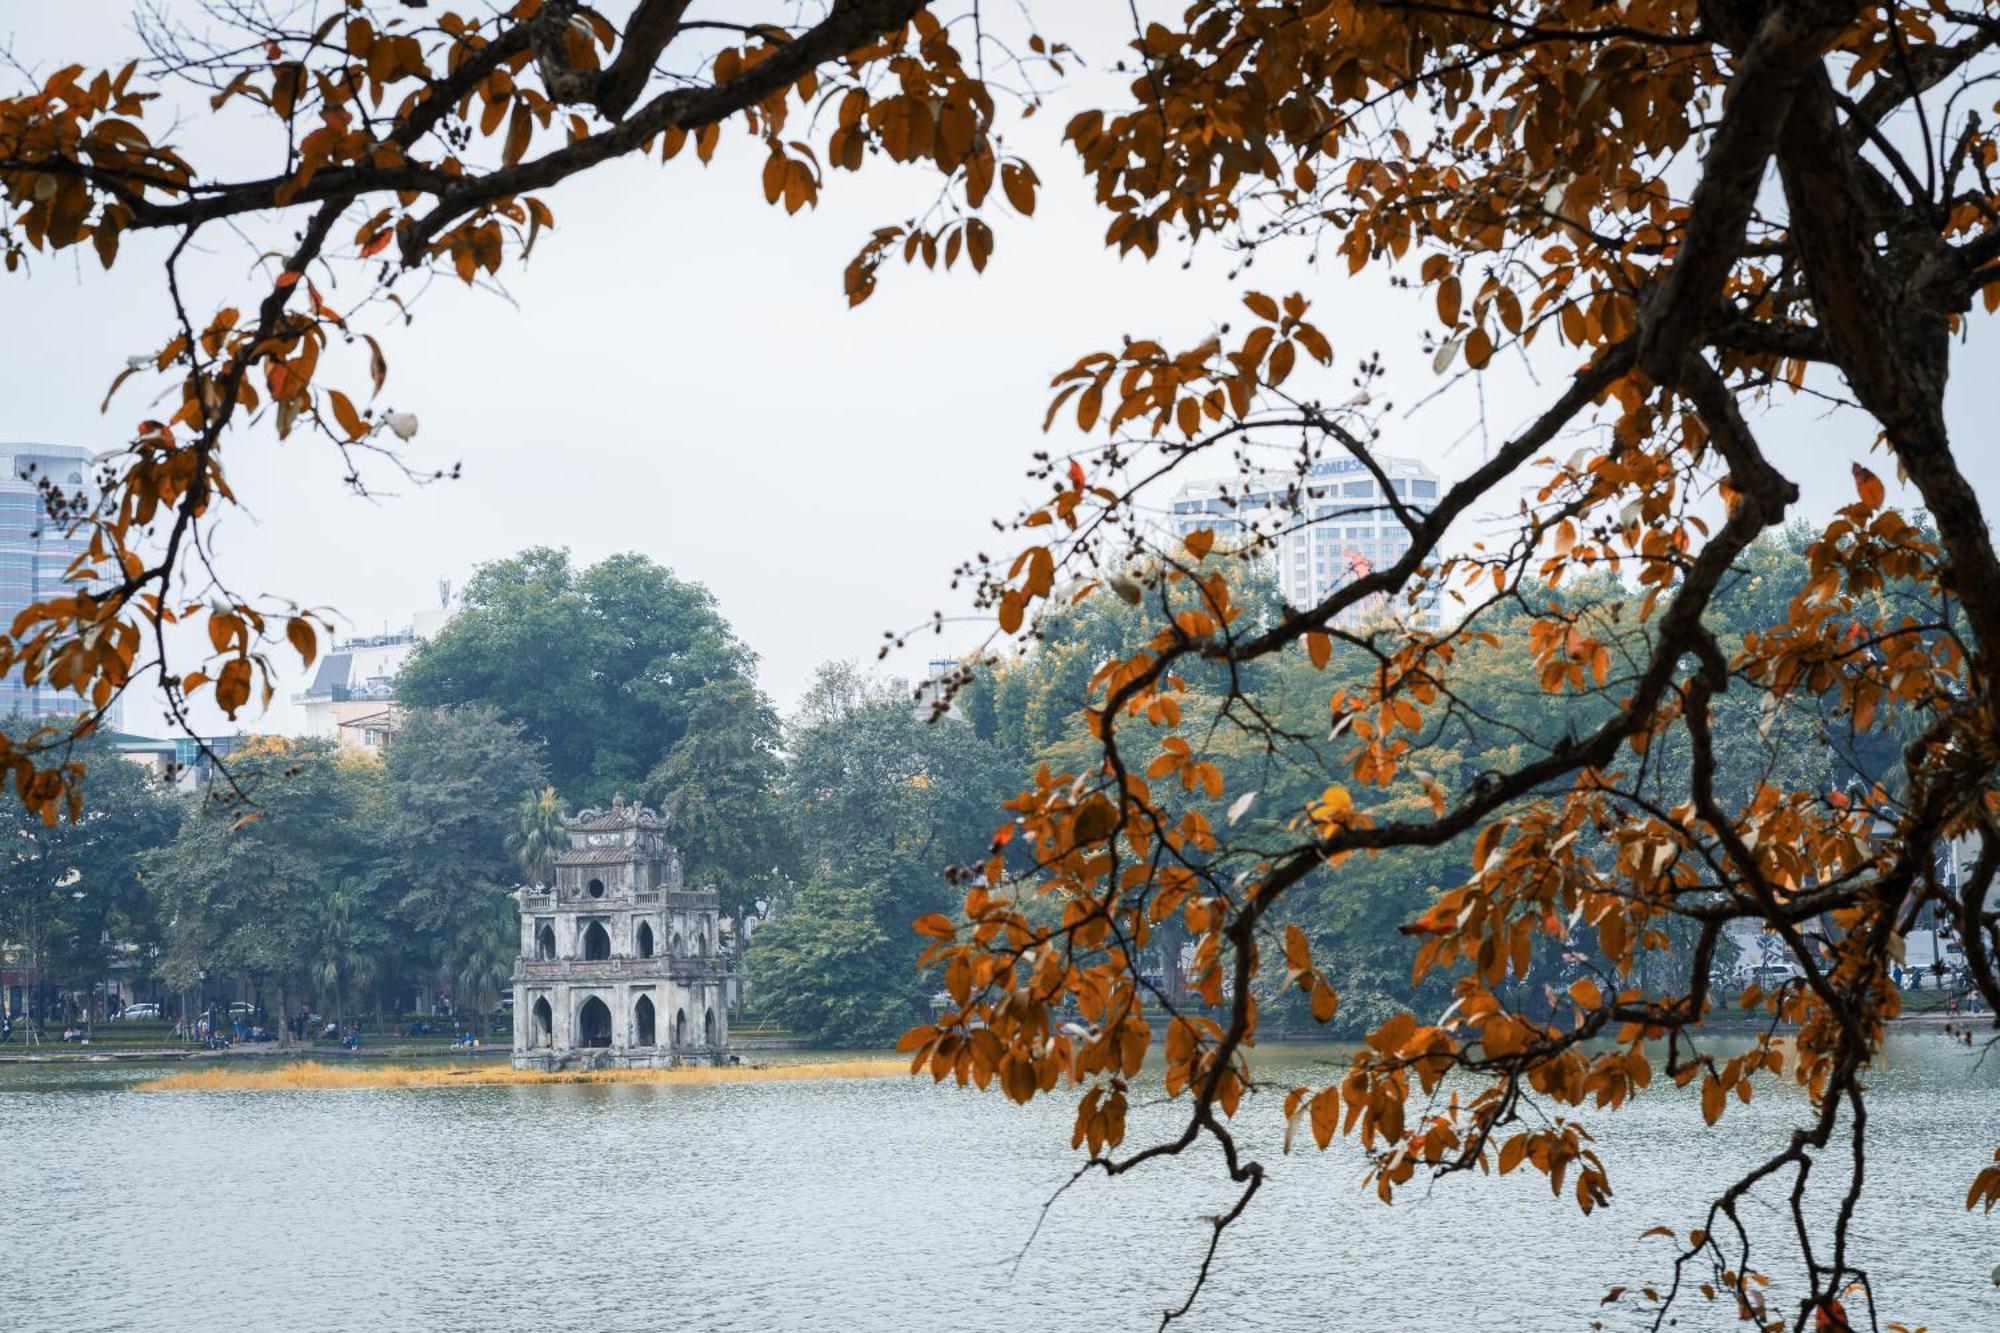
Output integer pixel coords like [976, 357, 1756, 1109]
[4, 1012, 1983, 1065]
[0, 1032, 814, 1064]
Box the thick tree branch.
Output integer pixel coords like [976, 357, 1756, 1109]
[1637, 0, 1861, 380]
[400, 0, 927, 261]
[596, 0, 699, 121]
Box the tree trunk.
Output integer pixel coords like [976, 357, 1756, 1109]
[273, 977, 290, 1050]
[736, 904, 752, 1008]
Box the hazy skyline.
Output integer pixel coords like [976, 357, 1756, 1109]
[4, 3, 1991, 739]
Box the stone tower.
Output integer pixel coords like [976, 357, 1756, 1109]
[512, 797, 729, 1069]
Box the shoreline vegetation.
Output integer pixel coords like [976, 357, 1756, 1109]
[132, 1058, 906, 1093]
[8, 1006, 1979, 1069]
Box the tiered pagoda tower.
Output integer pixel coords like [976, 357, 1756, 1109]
[512, 798, 729, 1069]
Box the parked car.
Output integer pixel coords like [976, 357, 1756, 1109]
[228, 1001, 256, 1016]
[115, 1003, 160, 1021]
[1742, 963, 1802, 992]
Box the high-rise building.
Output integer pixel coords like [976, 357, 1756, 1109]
[1165, 453, 1443, 627]
[0, 443, 120, 727]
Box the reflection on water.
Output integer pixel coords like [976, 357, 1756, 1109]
[3, 1034, 1997, 1331]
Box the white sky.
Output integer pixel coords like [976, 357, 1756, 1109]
[4, 4, 1995, 738]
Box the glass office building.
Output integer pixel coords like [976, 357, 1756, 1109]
[0, 443, 120, 727]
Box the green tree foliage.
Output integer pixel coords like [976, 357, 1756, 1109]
[510, 785, 566, 888]
[787, 666, 1015, 894]
[748, 665, 1015, 1044]
[142, 714, 544, 1032]
[382, 704, 547, 933]
[381, 705, 546, 1031]
[745, 882, 914, 1047]
[908, 535, 1900, 1037]
[648, 676, 794, 923]
[6, 528, 1920, 1064]
[440, 889, 520, 1040]
[397, 549, 757, 801]
[145, 739, 380, 1043]
[0, 729, 174, 1021]
[305, 882, 384, 1033]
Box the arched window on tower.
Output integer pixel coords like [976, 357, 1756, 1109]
[703, 1007, 717, 1047]
[531, 997, 552, 1048]
[634, 994, 656, 1046]
[535, 923, 556, 961]
[577, 997, 611, 1048]
[673, 1008, 687, 1048]
[635, 921, 655, 959]
[582, 921, 611, 961]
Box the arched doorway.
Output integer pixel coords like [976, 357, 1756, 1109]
[673, 1007, 687, 1048]
[534, 924, 556, 960]
[703, 1007, 717, 1046]
[634, 995, 656, 1046]
[577, 997, 612, 1048]
[635, 922, 655, 959]
[532, 997, 552, 1048]
[582, 921, 611, 961]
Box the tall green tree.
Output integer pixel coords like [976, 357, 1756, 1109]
[0, 728, 175, 1025]
[146, 739, 380, 1045]
[648, 676, 793, 927]
[440, 889, 520, 1040]
[381, 705, 546, 1023]
[745, 882, 914, 1047]
[382, 704, 547, 932]
[397, 549, 756, 801]
[305, 883, 385, 1033]
[750, 665, 1015, 1043]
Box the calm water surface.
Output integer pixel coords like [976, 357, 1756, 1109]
[3, 1034, 1997, 1332]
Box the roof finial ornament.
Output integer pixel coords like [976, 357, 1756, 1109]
[612, 791, 625, 811]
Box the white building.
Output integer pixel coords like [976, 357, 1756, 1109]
[1165, 454, 1443, 626]
[292, 606, 449, 751]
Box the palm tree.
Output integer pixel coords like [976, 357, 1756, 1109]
[442, 892, 517, 1039]
[308, 884, 376, 1036]
[509, 786, 565, 888]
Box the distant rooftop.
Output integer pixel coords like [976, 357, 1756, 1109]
[0, 442, 91, 460]
[293, 626, 426, 705]
[336, 629, 419, 651]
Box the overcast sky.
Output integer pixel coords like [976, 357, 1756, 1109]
[5, 3, 1996, 738]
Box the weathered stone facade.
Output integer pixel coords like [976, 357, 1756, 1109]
[511, 799, 729, 1069]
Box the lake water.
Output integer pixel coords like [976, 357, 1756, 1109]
[3, 1034, 1997, 1332]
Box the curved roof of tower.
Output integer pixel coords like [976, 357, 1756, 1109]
[553, 846, 650, 866]
[563, 801, 668, 831]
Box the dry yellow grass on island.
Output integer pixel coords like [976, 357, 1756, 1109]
[133, 1058, 906, 1094]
